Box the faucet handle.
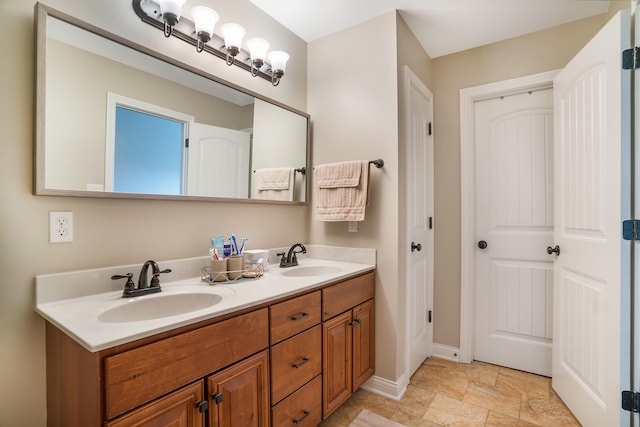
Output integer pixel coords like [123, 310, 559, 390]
[150, 268, 172, 287]
[112, 273, 135, 294]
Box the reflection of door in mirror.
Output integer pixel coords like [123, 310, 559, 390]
[187, 123, 250, 198]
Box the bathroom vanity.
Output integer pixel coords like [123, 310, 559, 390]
[36, 252, 375, 426]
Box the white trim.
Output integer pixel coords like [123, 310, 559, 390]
[458, 70, 559, 364]
[432, 343, 461, 362]
[360, 374, 408, 401]
[104, 93, 194, 192]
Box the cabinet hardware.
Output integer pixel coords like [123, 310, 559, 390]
[195, 400, 208, 413]
[622, 390, 640, 412]
[292, 357, 309, 369]
[350, 318, 362, 327]
[211, 392, 224, 404]
[292, 410, 310, 424]
[291, 312, 309, 321]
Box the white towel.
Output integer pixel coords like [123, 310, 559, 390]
[254, 168, 295, 201]
[314, 160, 369, 221]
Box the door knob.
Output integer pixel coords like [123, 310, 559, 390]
[411, 242, 422, 252]
[547, 245, 560, 256]
[477, 240, 488, 249]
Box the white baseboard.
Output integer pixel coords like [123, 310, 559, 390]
[360, 374, 408, 401]
[432, 343, 462, 362]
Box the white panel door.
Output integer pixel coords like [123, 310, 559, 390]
[187, 123, 250, 198]
[552, 10, 630, 427]
[474, 88, 554, 376]
[405, 67, 434, 377]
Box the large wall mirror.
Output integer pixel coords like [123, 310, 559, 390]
[35, 3, 310, 203]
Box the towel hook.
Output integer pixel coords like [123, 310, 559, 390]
[294, 167, 306, 175]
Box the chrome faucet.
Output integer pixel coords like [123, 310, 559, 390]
[277, 243, 307, 268]
[111, 260, 172, 298]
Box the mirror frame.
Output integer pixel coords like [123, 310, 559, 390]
[34, 2, 310, 205]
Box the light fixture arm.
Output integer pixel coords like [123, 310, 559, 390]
[132, 0, 284, 85]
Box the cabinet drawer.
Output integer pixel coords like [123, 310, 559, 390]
[270, 291, 320, 344]
[104, 309, 269, 419]
[271, 375, 322, 427]
[270, 325, 322, 404]
[322, 272, 374, 320]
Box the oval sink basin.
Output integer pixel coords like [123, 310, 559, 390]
[280, 265, 343, 277]
[98, 293, 222, 323]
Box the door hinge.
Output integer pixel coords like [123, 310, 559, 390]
[428, 122, 433, 136]
[428, 310, 432, 323]
[622, 219, 640, 240]
[185, 138, 189, 148]
[429, 217, 433, 229]
[622, 47, 640, 70]
[622, 390, 640, 413]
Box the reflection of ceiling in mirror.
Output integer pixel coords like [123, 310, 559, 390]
[47, 16, 254, 107]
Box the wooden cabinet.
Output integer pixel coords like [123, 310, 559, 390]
[207, 350, 270, 427]
[45, 272, 374, 427]
[322, 272, 375, 419]
[105, 381, 205, 427]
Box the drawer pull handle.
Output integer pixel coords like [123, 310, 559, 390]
[292, 357, 309, 368]
[291, 312, 309, 321]
[293, 410, 310, 424]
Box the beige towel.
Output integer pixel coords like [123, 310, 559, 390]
[314, 160, 369, 221]
[254, 168, 294, 201]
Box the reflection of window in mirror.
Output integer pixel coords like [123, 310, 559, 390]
[105, 93, 193, 195]
[114, 107, 185, 195]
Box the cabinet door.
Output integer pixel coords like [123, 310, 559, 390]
[208, 350, 270, 427]
[352, 299, 375, 390]
[322, 311, 352, 418]
[105, 381, 204, 427]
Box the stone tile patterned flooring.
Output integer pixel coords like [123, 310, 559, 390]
[320, 357, 581, 427]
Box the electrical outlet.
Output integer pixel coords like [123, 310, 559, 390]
[348, 221, 358, 232]
[50, 211, 73, 243]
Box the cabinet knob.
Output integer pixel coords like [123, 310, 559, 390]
[195, 400, 209, 413]
[211, 392, 224, 404]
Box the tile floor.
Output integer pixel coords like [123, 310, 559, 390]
[320, 357, 581, 427]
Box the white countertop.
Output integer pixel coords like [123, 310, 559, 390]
[35, 247, 375, 352]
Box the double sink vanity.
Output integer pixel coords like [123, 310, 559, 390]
[35, 246, 376, 426]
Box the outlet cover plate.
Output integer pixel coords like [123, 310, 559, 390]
[50, 211, 73, 243]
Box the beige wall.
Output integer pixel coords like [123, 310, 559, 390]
[430, 2, 628, 348]
[308, 11, 435, 383]
[308, 12, 401, 381]
[0, 0, 307, 425]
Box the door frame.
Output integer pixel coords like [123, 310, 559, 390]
[459, 70, 559, 364]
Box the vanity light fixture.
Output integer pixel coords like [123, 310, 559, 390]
[190, 6, 219, 53]
[267, 50, 289, 86]
[220, 23, 246, 65]
[134, 0, 290, 86]
[158, 0, 186, 37]
[246, 37, 269, 76]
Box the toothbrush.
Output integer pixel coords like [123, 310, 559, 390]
[240, 237, 247, 254]
[213, 248, 220, 261]
[230, 234, 239, 255]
